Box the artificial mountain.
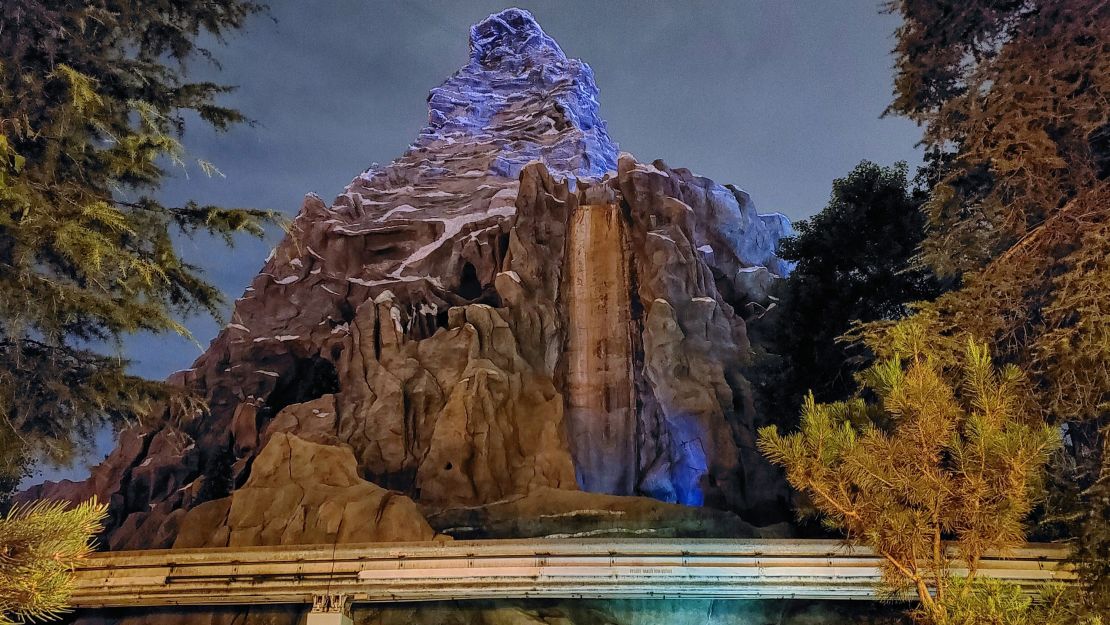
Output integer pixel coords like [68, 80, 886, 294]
[22, 9, 832, 625]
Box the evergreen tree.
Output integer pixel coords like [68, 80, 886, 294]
[881, 0, 1110, 425]
[888, 0, 1108, 277]
[759, 318, 1059, 624]
[0, 1, 275, 491]
[758, 161, 942, 427]
[883, 2, 1110, 615]
[0, 499, 106, 624]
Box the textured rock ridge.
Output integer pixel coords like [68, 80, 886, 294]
[24, 8, 795, 561]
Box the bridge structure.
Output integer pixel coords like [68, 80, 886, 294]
[70, 538, 1073, 625]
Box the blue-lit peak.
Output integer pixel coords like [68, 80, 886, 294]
[413, 8, 618, 178]
[468, 8, 567, 70]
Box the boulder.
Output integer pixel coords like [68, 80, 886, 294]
[174, 432, 434, 548]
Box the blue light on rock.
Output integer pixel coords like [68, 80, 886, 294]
[414, 8, 618, 180]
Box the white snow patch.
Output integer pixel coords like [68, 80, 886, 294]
[415, 190, 456, 199]
[392, 203, 515, 276]
[275, 335, 300, 342]
[273, 275, 299, 285]
[348, 275, 443, 289]
[227, 323, 249, 332]
[697, 245, 714, 254]
[374, 289, 397, 304]
[633, 161, 670, 177]
[389, 306, 404, 334]
[648, 232, 676, 243]
[255, 370, 280, 378]
[378, 185, 415, 195]
[377, 204, 420, 221]
[466, 224, 499, 242]
[320, 285, 340, 295]
[487, 187, 518, 211]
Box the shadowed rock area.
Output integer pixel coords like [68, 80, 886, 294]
[21, 8, 837, 624]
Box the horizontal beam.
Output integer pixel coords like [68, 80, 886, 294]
[70, 539, 1072, 608]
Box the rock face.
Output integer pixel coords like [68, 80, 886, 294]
[25, 8, 795, 559]
[174, 433, 435, 548]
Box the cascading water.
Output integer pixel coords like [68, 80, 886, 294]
[564, 203, 637, 494]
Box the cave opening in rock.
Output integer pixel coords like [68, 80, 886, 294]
[458, 261, 484, 300]
[264, 356, 340, 418]
[497, 231, 511, 264]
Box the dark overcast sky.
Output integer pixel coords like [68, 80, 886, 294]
[30, 1, 923, 485]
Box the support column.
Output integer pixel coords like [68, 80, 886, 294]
[308, 594, 353, 625]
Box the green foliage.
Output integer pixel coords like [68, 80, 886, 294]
[758, 319, 1058, 623]
[864, 189, 1110, 428]
[0, 498, 107, 625]
[0, 1, 277, 490]
[880, 0, 1110, 444]
[883, 3, 1110, 618]
[757, 161, 942, 427]
[929, 578, 1084, 625]
[887, 0, 1109, 277]
[1066, 464, 1110, 622]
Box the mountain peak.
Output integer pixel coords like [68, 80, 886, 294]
[416, 7, 617, 178]
[469, 8, 566, 69]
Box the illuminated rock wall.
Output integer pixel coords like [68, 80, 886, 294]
[24, 9, 796, 557]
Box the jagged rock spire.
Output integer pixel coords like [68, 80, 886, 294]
[414, 7, 617, 178]
[468, 8, 567, 68]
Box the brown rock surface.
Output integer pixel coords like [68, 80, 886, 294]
[174, 432, 433, 547]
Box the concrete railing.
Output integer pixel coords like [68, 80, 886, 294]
[70, 538, 1073, 609]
